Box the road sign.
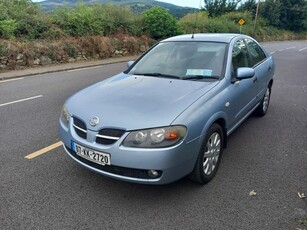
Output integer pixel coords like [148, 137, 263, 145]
[239, 19, 245, 25]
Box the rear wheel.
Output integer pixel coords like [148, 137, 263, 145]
[190, 123, 223, 184]
[254, 86, 271, 117]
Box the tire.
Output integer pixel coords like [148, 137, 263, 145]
[190, 123, 224, 184]
[254, 86, 271, 117]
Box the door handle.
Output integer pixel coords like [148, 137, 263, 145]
[253, 77, 258, 83]
[268, 66, 272, 72]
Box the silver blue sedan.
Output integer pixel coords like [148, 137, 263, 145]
[58, 33, 275, 184]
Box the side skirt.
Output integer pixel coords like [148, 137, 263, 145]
[227, 102, 260, 136]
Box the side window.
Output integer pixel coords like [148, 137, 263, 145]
[232, 39, 249, 78]
[245, 39, 267, 67]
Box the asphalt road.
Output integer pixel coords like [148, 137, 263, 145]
[1, 40, 306, 230]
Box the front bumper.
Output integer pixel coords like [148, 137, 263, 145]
[58, 119, 200, 184]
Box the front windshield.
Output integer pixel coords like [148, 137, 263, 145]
[128, 41, 227, 80]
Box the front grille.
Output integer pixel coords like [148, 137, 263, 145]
[73, 117, 87, 139]
[66, 146, 162, 179]
[96, 129, 125, 145]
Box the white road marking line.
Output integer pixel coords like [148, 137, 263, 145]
[299, 47, 307, 52]
[25, 141, 63, 159]
[270, 51, 276, 54]
[0, 77, 24, 83]
[0, 95, 43, 107]
[67, 66, 102, 72]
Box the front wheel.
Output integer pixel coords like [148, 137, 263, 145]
[254, 86, 271, 117]
[190, 123, 223, 184]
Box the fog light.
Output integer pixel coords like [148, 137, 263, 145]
[148, 169, 159, 178]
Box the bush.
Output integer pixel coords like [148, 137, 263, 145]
[0, 42, 8, 56]
[179, 11, 241, 34]
[219, 11, 254, 26]
[52, 4, 105, 37]
[102, 4, 139, 36]
[0, 19, 18, 39]
[178, 12, 209, 34]
[52, 3, 140, 37]
[0, 0, 57, 39]
[142, 6, 178, 39]
[65, 43, 78, 58]
[203, 19, 230, 33]
[178, 11, 276, 37]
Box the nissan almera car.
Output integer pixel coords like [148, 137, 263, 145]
[58, 33, 275, 185]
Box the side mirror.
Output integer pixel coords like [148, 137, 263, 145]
[236, 67, 255, 80]
[127, 61, 134, 68]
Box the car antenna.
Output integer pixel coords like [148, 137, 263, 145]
[191, 0, 202, 39]
[191, 13, 197, 39]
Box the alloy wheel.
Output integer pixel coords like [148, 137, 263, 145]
[263, 88, 270, 113]
[203, 132, 221, 175]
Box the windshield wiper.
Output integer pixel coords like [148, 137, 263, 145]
[184, 75, 220, 80]
[133, 72, 181, 79]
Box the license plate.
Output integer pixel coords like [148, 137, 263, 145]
[72, 142, 111, 166]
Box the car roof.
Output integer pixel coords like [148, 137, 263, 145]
[161, 33, 244, 43]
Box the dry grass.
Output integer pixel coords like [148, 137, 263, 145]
[0, 35, 155, 70]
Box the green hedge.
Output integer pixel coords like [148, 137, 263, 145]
[0, 0, 305, 41]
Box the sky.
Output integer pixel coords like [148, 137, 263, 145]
[156, 0, 203, 8]
[32, 0, 203, 9]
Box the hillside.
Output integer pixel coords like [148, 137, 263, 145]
[37, 0, 197, 18]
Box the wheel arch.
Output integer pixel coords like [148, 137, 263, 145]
[269, 79, 273, 89]
[189, 116, 227, 184]
[200, 112, 228, 149]
[215, 118, 228, 149]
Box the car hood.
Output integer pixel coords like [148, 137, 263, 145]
[66, 73, 218, 131]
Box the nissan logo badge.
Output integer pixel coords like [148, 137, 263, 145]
[89, 116, 99, 127]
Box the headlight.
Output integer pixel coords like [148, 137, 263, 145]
[60, 105, 71, 128]
[123, 126, 187, 148]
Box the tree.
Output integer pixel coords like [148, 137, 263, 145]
[260, 0, 281, 27]
[279, 0, 307, 32]
[238, 0, 257, 17]
[142, 6, 178, 39]
[203, 0, 242, 17]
